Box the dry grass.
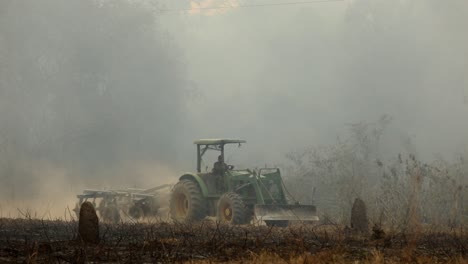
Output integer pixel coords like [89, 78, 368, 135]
[186, 251, 468, 264]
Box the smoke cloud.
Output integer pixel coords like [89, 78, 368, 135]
[0, 0, 467, 217]
[163, 0, 468, 162]
[0, 0, 187, 204]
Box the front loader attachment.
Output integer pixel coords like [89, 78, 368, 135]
[254, 204, 319, 222]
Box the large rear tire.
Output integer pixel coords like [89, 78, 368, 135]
[170, 179, 207, 223]
[217, 192, 249, 225]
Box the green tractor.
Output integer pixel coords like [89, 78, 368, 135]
[169, 139, 318, 226]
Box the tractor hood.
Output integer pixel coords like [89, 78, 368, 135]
[227, 170, 253, 177]
[228, 168, 280, 178]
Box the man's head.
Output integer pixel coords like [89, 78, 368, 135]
[218, 155, 223, 162]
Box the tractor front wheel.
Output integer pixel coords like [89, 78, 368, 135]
[170, 180, 207, 223]
[217, 192, 249, 225]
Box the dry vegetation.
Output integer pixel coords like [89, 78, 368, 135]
[284, 116, 468, 229]
[0, 218, 466, 263]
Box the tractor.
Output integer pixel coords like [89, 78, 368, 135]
[169, 139, 318, 226]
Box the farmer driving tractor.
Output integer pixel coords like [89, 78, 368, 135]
[213, 155, 228, 175]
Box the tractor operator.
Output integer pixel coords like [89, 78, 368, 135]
[213, 155, 228, 175]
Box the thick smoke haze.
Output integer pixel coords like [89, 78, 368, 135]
[0, 0, 467, 216]
[0, 0, 188, 210]
[162, 0, 468, 163]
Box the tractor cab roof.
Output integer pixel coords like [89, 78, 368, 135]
[194, 139, 246, 145]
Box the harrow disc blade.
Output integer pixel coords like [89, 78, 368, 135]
[254, 204, 319, 222]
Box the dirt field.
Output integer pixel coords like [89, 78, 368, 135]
[0, 218, 466, 263]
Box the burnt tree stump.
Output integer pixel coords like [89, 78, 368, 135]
[350, 198, 369, 233]
[78, 201, 100, 244]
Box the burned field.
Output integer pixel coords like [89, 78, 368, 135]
[0, 218, 466, 263]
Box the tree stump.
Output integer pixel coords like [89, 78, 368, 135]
[78, 201, 100, 244]
[350, 198, 368, 233]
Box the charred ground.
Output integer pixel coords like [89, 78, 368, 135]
[0, 218, 466, 263]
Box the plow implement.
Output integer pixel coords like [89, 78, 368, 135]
[75, 184, 172, 223]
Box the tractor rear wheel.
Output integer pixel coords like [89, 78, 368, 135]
[217, 192, 249, 225]
[170, 179, 207, 223]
